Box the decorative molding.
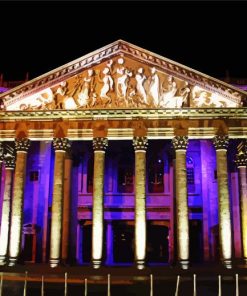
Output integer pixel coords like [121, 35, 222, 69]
[52, 138, 71, 152]
[133, 136, 148, 151]
[212, 135, 229, 150]
[107, 128, 133, 140]
[28, 129, 53, 140]
[15, 138, 31, 152]
[188, 127, 216, 139]
[67, 129, 93, 140]
[92, 137, 108, 151]
[172, 136, 189, 150]
[0, 130, 16, 140]
[147, 128, 174, 139]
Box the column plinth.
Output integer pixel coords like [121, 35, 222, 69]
[8, 138, 30, 266]
[133, 136, 148, 270]
[213, 135, 232, 269]
[92, 137, 108, 269]
[172, 136, 189, 270]
[235, 151, 247, 264]
[49, 138, 71, 268]
[0, 153, 15, 265]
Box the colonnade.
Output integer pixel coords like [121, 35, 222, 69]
[0, 136, 246, 269]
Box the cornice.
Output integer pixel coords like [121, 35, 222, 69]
[1, 108, 247, 121]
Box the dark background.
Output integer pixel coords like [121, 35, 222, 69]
[0, 2, 247, 81]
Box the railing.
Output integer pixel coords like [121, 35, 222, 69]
[0, 272, 241, 296]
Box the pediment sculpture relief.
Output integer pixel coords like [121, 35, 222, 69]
[4, 56, 239, 111]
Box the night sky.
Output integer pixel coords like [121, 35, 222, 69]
[1, 2, 247, 81]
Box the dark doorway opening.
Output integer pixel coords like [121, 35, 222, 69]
[189, 219, 203, 263]
[147, 221, 169, 263]
[112, 221, 134, 264]
[82, 223, 92, 264]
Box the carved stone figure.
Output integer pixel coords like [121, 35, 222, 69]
[178, 82, 191, 106]
[100, 67, 114, 101]
[77, 69, 95, 108]
[149, 67, 160, 107]
[160, 76, 178, 107]
[135, 68, 147, 104]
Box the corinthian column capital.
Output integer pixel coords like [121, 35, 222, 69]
[133, 136, 148, 151]
[53, 138, 71, 152]
[213, 135, 229, 150]
[235, 152, 247, 167]
[93, 137, 108, 151]
[15, 138, 30, 152]
[172, 136, 188, 151]
[4, 154, 15, 169]
[0, 142, 4, 162]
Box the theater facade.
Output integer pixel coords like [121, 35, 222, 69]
[0, 40, 246, 270]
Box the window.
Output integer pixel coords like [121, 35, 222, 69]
[87, 156, 94, 193]
[30, 171, 39, 181]
[148, 158, 164, 193]
[186, 156, 195, 192]
[118, 157, 134, 193]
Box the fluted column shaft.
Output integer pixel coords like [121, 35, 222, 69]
[235, 152, 247, 263]
[50, 138, 71, 268]
[92, 137, 108, 269]
[172, 136, 189, 269]
[213, 135, 232, 268]
[133, 136, 148, 270]
[9, 138, 30, 266]
[61, 154, 72, 262]
[0, 154, 15, 265]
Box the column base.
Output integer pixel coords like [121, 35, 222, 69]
[136, 260, 145, 270]
[49, 258, 60, 268]
[92, 259, 101, 269]
[222, 259, 232, 269]
[179, 259, 189, 270]
[8, 257, 17, 267]
[0, 255, 7, 266]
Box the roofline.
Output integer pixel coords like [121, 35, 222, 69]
[1, 39, 246, 101]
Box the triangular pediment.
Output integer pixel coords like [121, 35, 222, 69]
[1, 40, 246, 111]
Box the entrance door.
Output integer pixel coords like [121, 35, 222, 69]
[189, 220, 203, 263]
[112, 221, 134, 263]
[82, 223, 92, 264]
[147, 222, 169, 263]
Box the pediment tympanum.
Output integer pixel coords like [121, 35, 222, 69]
[1, 40, 245, 111]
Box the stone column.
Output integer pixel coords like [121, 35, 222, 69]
[172, 136, 189, 269]
[133, 136, 148, 270]
[213, 135, 232, 268]
[0, 142, 3, 190]
[9, 138, 30, 266]
[0, 152, 15, 265]
[235, 151, 247, 263]
[92, 137, 108, 269]
[50, 138, 71, 268]
[61, 152, 72, 263]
